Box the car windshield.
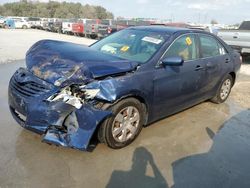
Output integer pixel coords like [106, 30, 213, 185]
[90, 29, 167, 63]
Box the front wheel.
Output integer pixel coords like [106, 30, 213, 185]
[211, 74, 233, 104]
[98, 98, 145, 149]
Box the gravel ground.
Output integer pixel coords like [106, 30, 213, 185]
[0, 29, 96, 63]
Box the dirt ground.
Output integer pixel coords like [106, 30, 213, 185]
[0, 29, 250, 188]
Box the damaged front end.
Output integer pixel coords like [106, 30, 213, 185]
[9, 40, 139, 151]
[9, 68, 112, 151]
[42, 85, 111, 150]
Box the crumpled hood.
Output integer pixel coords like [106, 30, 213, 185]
[26, 40, 138, 87]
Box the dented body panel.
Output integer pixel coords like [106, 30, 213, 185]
[8, 26, 241, 151]
[26, 40, 139, 87]
[42, 104, 111, 150]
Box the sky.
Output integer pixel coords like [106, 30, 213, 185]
[0, 0, 250, 24]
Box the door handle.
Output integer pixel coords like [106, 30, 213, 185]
[233, 36, 238, 39]
[225, 58, 230, 63]
[195, 65, 204, 71]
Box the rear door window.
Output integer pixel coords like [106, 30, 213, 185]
[199, 35, 227, 58]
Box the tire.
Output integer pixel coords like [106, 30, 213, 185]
[90, 34, 97, 39]
[210, 74, 233, 104]
[22, 25, 28, 29]
[98, 98, 145, 149]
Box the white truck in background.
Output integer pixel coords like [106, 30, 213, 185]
[62, 19, 77, 34]
[218, 21, 250, 55]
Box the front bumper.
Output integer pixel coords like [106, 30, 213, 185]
[8, 68, 111, 151]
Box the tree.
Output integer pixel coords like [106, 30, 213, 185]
[0, 1, 114, 19]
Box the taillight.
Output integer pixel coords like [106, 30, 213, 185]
[92, 25, 95, 32]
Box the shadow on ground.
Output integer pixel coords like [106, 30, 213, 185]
[106, 147, 168, 188]
[106, 109, 250, 188]
[172, 109, 250, 188]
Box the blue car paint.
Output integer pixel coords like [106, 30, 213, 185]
[8, 26, 241, 151]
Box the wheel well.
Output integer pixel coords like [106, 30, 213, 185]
[229, 72, 236, 85]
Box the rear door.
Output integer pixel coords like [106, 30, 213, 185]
[198, 34, 231, 96]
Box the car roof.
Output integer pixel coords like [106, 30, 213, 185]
[129, 25, 206, 35]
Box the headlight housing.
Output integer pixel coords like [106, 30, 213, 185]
[47, 85, 100, 109]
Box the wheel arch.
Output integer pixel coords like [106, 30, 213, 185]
[229, 72, 236, 86]
[101, 92, 149, 125]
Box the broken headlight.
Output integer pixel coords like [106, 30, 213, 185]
[47, 85, 100, 109]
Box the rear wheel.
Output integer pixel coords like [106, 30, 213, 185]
[211, 74, 233, 104]
[98, 98, 145, 149]
[22, 25, 28, 29]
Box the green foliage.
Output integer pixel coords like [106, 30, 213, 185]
[0, 1, 114, 19]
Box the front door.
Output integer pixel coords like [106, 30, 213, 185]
[153, 34, 206, 120]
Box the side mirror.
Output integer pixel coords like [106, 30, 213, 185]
[161, 56, 184, 66]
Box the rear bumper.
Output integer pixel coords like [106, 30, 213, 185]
[8, 68, 111, 151]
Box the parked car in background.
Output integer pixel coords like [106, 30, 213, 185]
[13, 17, 30, 29]
[8, 26, 241, 151]
[27, 17, 41, 28]
[0, 16, 5, 28]
[218, 21, 250, 55]
[34, 18, 48, 29]
[114, 20, 151, 31]
[84, 19, 152, 39]
[4, 17, 31, 29]
[84, 19, 109, 39]
[100, 19, 117, 33]
[45, 20, 62, 33]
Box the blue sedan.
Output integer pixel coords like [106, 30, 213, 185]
[8, 26, 241, 151]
